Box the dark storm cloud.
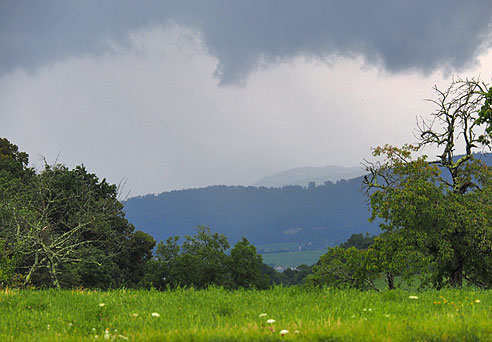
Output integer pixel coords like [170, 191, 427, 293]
[2, 0, 492, 83]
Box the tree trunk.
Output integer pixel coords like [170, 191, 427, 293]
[48, 259, 61, 289]
[449, 253, 464, 288]
[387, 272, 395, 290]
[23, 251, 39, 287]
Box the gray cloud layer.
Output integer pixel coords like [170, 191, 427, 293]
[2, 1, 492, 83]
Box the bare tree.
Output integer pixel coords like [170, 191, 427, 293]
[417, 77, 491, 193]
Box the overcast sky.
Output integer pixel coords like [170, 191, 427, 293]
[1, 1, 492, 196]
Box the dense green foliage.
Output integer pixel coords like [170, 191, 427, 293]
[310, 78, 492, 290]
[365, 79, 492, 289]
[141, 226, 270, 290]
[0, 139, 274, 290]
[0, 140, 146, 288]
[339, 233, 376, 250]
[2, 287, 491, 341]
[307, 246, 374, 290]
[0, 139, 156, 289]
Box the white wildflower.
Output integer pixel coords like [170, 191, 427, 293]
[151, 312, 160, 317]
[266, 319, 276, 324]
[280, 329, 289, 336]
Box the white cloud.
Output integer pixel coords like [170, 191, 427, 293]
[1, 25, 491, 195]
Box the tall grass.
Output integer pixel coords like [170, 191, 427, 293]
[1, 286, 490, 341]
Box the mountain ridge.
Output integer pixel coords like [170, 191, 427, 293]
[123, 154, 492, 249]
[252, 165, 366, 188]
[123, 176, 379, 249]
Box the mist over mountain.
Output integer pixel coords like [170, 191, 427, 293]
[253, 165, 366, 188]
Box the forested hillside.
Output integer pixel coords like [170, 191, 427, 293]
[124, 149, 492, 249]
[123, 177, 379, 248]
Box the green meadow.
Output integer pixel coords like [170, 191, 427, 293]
[2, 287, 491, 341]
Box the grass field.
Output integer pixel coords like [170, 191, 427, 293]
[2, 286, 491, 341]
[261, 249, 325, 267]
[255, 243, 302, 253]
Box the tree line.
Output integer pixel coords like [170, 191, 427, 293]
[2, 77, 492, 291]
[0, 141, 310, 289]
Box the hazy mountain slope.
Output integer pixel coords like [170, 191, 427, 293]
[123, 177, 379, 248]
[253, 165, 366, 187]
[123, 154, 492, 248]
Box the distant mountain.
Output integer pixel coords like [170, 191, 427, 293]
[253, 165, 366, 188]
[123, 177, 380, 249]
[123, 154, 492, 251]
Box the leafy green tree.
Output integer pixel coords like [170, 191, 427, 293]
[306, 246, 378, 290]
[0, 240, 15, 287]
[228, 237, 268, 289]
[0, 138, 36, 286]
[152, 226, 230, 289]
[281, 264, 313, 286]
[118, 230, 156, 287]
[339, 233, 376, 250]
[2, 163, 130, 288]
[0, 138, 33, 180]
[152, 236, 181, 288]
[308, 231, 428, 291]
[365, 231, 430, 290]
[150, 227, 270, 290]
[259, 263, 285, 285]
[0, 139, 156, 289]
[176, 226, 230, 288]
[364, 78, 492, 288]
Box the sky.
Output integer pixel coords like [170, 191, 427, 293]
[1, 1, 492, 196]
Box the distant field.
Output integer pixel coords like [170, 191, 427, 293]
[255, 242, 301, 253]
[261, 249, 326, 267]
[1, 287, 491, 341]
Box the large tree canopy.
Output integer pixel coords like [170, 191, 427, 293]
[0, 138, 32, 180]
[145, 226, 269, 290]
[309, 78, 492, 290]
[0, 138, 155, 289]
[363, 78, 492, 288]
